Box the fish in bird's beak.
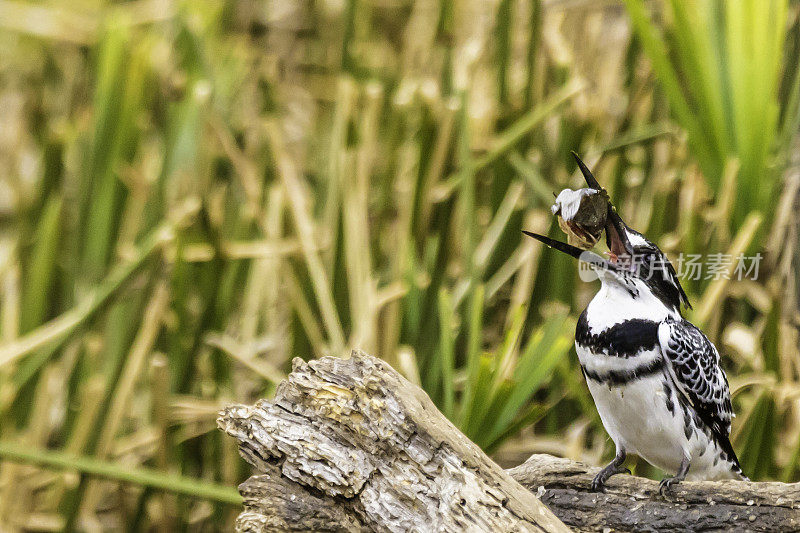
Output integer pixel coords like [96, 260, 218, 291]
[551, 188, 608, 249]
[570, 152, 634, 261]
[523, 152, 633, 270]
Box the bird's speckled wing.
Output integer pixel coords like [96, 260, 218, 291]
[657, 317, 734, 437]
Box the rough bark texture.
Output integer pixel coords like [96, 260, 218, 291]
[219, 350, 800, 532]
[218, 350, 569, 533]
[509, 454, 800, 532]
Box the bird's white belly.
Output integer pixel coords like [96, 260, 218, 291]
[587, 372, 686, 473]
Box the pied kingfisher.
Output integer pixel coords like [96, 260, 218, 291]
[524, 153, 746, 493]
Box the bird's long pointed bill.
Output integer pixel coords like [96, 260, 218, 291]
[571, 151, 602, 190]
[522, 231, 612, 272]
[522, 231, 584, 259]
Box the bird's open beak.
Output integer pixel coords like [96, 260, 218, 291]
[522, 152, 633, 270]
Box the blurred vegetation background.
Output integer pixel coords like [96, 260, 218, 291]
[0, 0, 798, 530]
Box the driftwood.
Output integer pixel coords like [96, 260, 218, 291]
[510, 455, 800, 532]
[217, 351, 568, 532]
[218, 350, 800, 532]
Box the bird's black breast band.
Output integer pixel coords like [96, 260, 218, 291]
[575, 310, 660, 358]
[580, 357, 665, 386]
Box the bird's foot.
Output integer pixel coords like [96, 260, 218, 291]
[658, 476, 682, 496]
[591, 464, 631, 492]
[659, 456, 690, 496]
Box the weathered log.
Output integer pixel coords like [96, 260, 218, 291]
[218, 350, 800, 532]
[509, 454, 800, 532]
[217, 350, 569, 532]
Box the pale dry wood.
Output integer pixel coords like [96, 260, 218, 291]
[218, 350, 569, 533]
[219, 350, 800, 532]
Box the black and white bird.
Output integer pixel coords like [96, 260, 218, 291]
[524, 154, 746, 493]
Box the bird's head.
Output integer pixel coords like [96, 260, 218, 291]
[524, 153, 691, 312]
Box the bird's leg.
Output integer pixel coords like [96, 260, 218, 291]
[659, 455, 690, 495]
[591, 449, 630, 491]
